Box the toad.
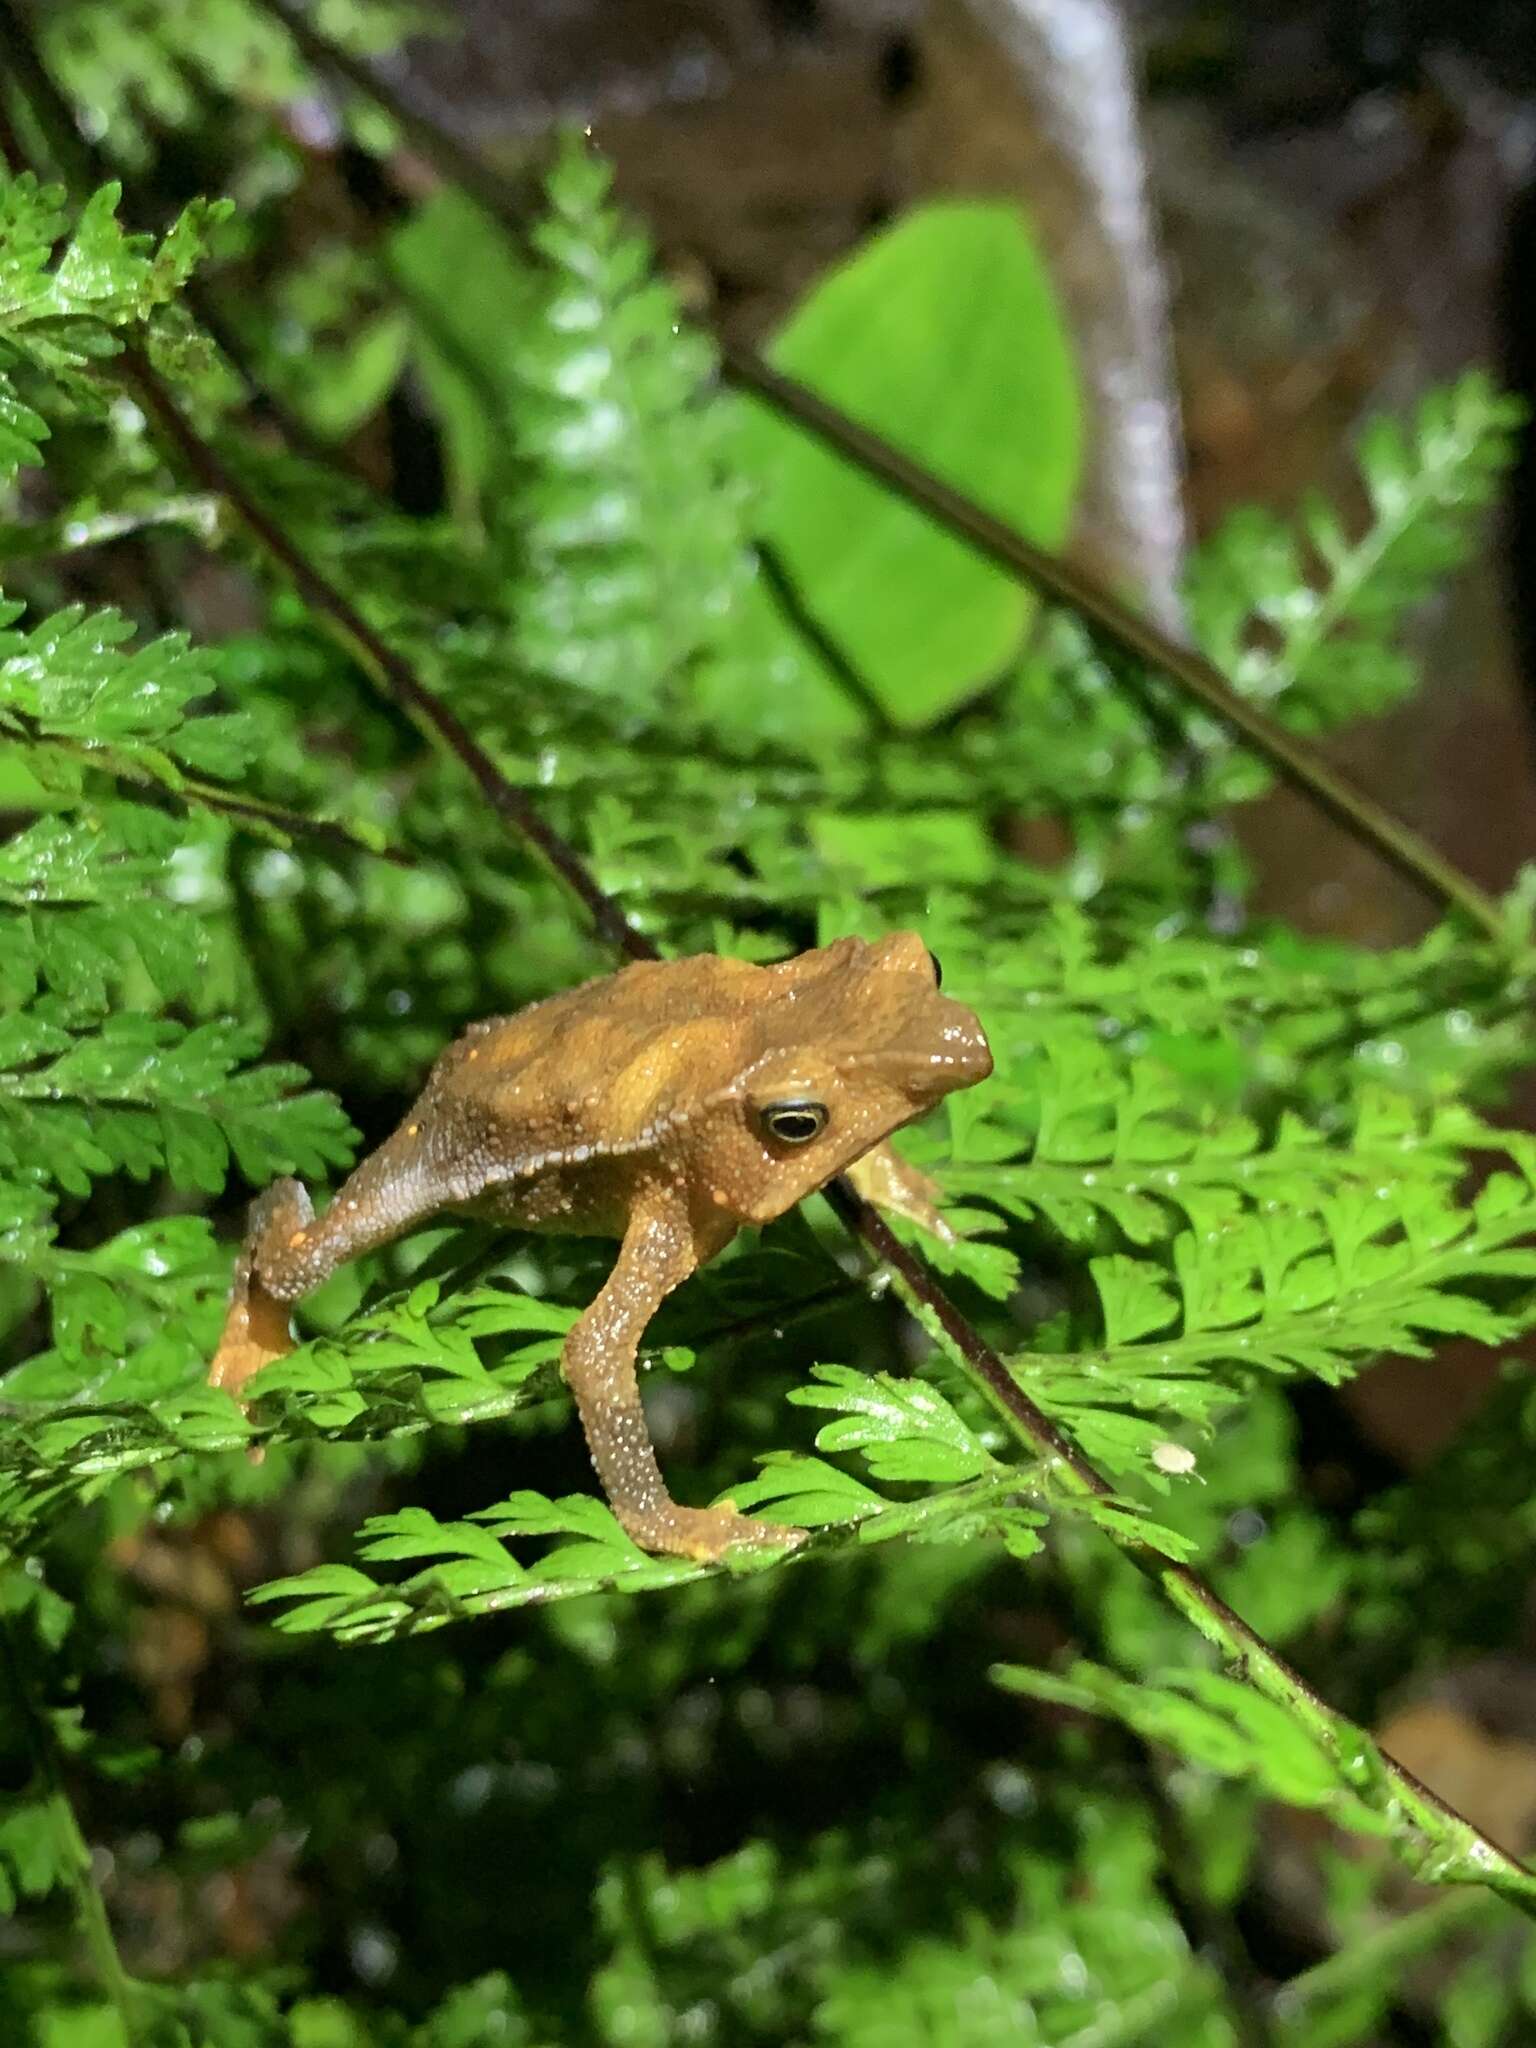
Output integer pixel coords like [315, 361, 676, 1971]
[209, 933, 992, 1559]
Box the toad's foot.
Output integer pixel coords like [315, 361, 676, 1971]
[208, 1179, 312, 1402]
[616, 1500, 808, 1564]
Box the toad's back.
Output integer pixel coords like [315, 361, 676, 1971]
[409, 955, 767, 1224]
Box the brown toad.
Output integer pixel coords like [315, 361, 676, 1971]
[209, 933, 992, 1559]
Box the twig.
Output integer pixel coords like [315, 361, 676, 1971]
[717, 351, 1507, 941]
[752, 536, 896, 734]
[831, 1186, 1536, 1914]
[164, 776, 416, 865]
[242, 0, 1506, 940]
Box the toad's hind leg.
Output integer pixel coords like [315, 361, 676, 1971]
[208, 1120, 489, 1402]
[208, 1178, 314, 1401]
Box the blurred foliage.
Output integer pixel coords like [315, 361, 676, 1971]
[0, 30, 1535, 2045]
[35, 0, 418, 163]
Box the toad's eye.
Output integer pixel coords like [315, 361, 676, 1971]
[930, 952, 944, 989]
[761, 1101, 828, 1146]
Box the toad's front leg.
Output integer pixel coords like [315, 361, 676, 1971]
[566, 1198, 805, 1563]
[844, 1141, 956, 1242]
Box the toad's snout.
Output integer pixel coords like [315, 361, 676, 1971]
[931, 1002, 993, 1089]
[886, 999, 993, 1102]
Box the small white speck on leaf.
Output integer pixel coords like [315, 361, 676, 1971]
[1152, 1441, 1197, 1476]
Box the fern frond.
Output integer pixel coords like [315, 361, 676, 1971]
[994, 1660, 1392, 1831]
[242, 1343, 1053, 1640]
[0, 807, 203, 1009]
[240, 1342, 1215, 1643]
[0, 172, 230, 480]
[35, 0, 416, 163]
[1018, 1155, 1536, 1419]
[0, 1276, 562, 1539]
[993, 372, 1521, 898]
[0, 1208, 233, 1533]
[0, 1006, 355, 1198]
[245, 1459, 1042, 1644]
[0, 602, 257, 791]
[504, 136, 752, 721]
[921, 900, 1535, 1109]
[938, 1053, 1471, 1249]
[1188, 372, 1524, 728]
[0, 581, 355, 1213]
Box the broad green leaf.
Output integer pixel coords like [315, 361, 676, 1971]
[735, 201, 1081, 727]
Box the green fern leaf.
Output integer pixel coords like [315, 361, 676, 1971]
[0, 171, 231, 478]
[1188, 371, 1523, 729]
[501, 134, 754, 724]
[36, 0, 415, 163]
[0, 603, 257, 793]
[994, 1660, 1393, 1829]
[0, 1009, 355, 1198]
[0, 809, 203, 1008]
[1017, 1156, 1536, 1404]
[788, 1362, 998, 1484]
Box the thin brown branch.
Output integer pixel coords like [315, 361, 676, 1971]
[753, 537, 895, 734]
[840, 1192, 1536, 1912]
[166, 777, 416, 866]
[715, 350, 1508, 940]
[243, 0, 1506, 940]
